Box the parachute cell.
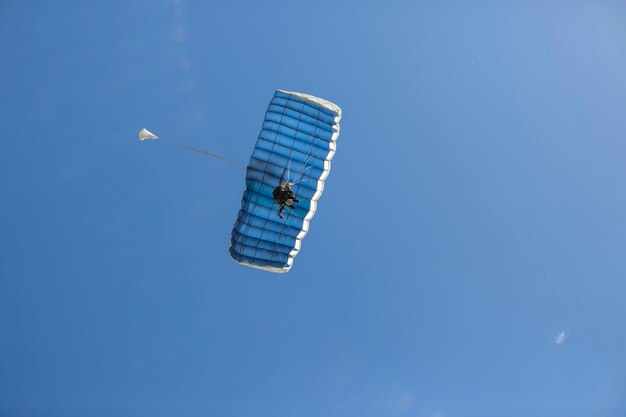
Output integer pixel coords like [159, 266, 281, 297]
[229, 90, 342, 273]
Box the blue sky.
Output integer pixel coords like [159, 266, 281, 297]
[1, 1, 626, 416]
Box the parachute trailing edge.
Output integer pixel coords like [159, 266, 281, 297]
[229, 90, 342, 273]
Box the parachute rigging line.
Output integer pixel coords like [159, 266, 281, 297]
[161, 139, 241, 165]
[138, 128, 242, 166]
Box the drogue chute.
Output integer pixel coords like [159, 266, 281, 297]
[138, 128, 238, 164]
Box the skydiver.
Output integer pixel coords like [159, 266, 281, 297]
[273, 181, 299, 219]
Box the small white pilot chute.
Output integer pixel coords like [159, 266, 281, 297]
[138, 128, 240, 165]
[139, 128, 158, 141]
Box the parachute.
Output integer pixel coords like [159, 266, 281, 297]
[139, 128, 158, 140]
[229, 90, 342, 273]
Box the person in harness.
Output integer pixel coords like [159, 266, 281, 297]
[273, 181, 299, 219]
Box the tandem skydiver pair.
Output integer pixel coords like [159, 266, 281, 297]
[273, 181, 299, 219]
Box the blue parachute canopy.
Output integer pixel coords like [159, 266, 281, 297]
[229, 90, 342, 273]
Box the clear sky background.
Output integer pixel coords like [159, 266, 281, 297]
[1, 1, 626, 416]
